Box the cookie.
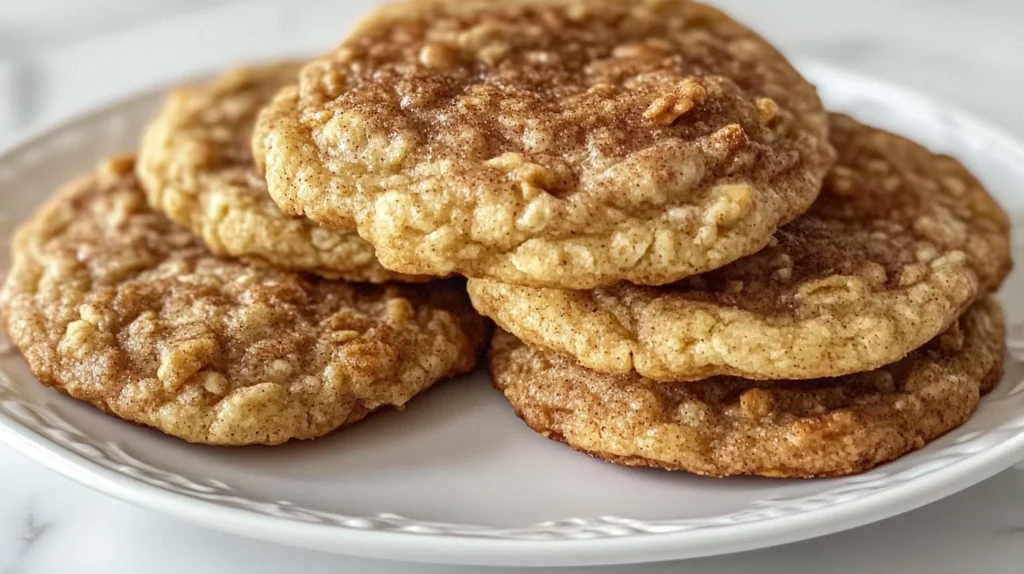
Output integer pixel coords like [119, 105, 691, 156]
[470, 115, 1011, 381]
[489, 298, 1005, 478]
[137, 63, 422, 282]
[256, 0, 833, 289]
[0, 157, 489, 445]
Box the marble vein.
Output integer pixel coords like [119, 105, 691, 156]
[1, 499, 52, 574]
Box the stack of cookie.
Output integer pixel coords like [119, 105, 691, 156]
[249, 0, 1009, 477]
[0, 0, 1012, 478]
[0, 64, 491, 446]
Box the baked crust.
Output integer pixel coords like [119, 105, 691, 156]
[138, 63, 424, 282]
[471, 115, 1011, 381]
[489, 299, 1005, 478]
[1, 157, 490, 445]
[257, 0, 833, 288]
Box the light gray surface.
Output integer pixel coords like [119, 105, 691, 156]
[2, 1, 1024, 572]
[3, 0, 1023, 137]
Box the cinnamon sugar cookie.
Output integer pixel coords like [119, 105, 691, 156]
[0, 157, 489, 445]
[471, 115, 1010, 381]
[489, 298, 1005, 478]
[257, 0, 832, 288]
[138, 63, 422, 282]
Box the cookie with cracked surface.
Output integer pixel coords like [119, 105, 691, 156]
[256, 0, 833, 289]
[0, 157, 490, 445]
[490, 298, 1005, 478]
[137, 63, 423, 282]
[470, 115, 1011, 381]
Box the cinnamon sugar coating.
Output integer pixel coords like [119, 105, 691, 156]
[257, 0, 833, 288]
[490, 298, 1004, 478]
[138, 63, 423, 282]
[471, 115, 1011, 381]
[0, 157, 489, 445]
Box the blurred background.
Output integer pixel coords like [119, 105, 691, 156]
[1, 0, 1022, 144]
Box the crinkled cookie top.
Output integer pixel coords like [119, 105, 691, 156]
[138, 63, 423, 282]
[470, 115, 1011, 381]
[489, 298, 1005, 477]
[260, 0, 833, 288]
[1, 157, 489, 445]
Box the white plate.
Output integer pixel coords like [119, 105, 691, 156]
[1, 62, 1023, 567]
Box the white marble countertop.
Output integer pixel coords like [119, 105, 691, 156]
[2, 1, 1024, 572]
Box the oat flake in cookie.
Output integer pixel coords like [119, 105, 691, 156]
[137, 63, 424, 282]
[470, 115, 1011, 381]
[256, 0, 833, 289]
[0, 157, 489, 445]
[490, 298, 1005, 478]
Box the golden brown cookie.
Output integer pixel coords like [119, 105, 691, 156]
[256, 0, 833, 289]
[490, 298, 1005, 478]
[470, 115, 1011, 381]
[0, 157, 489, 445]
[137, 63, 423, 282]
